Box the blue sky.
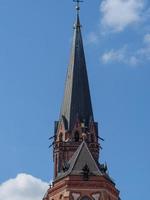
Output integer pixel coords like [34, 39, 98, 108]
[0, 0, 150, 199]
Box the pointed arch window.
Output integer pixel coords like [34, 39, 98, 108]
[74, 131, 79, 142]
[59, 132, 63, 142]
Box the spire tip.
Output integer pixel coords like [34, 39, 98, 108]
[73, 0, 83, 15]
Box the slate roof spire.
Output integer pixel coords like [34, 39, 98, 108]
[59, 5, 94, 130]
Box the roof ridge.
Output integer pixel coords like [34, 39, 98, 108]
[82, 142, 101, 173]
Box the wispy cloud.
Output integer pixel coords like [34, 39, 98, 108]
[86, 1, 150, 67]
[101, 47, 126, 63]
[100, 0, 145, 32]
[137, 36, 150, 60]
[0, 174, 49, 200]
[101, 33, 150, 66]
[101, 46, 138, 66]
[86, 32, 99, 44]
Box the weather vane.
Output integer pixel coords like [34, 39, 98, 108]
[73, 0, 84, 14]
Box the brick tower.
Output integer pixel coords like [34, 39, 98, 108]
[43, 2, 120, 200]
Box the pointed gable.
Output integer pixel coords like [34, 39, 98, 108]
[69, 141, 101, 176]
[55, 141, 101, 181]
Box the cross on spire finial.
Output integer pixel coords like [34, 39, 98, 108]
[73, 0, 83, 14]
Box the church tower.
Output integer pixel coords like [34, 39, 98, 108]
[43, 2, 120, 200]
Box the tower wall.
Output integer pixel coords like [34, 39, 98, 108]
[44, 176, 119, 200]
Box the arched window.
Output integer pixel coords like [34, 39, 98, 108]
[59, 132, 63, 142]
[74, 131, 79, 142]
[81, 197, 91, 200]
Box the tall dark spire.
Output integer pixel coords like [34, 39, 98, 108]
[43, 4, 120, 200]
[60, 6, 94, 130]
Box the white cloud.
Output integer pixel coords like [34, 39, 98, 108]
[86, 1, 150, 66]
[0, 174, 49, 200]
[101, 47, 126, 63]
[100, 0, 144, 32]
[101, 32, 150, 66]
[136, 33, 150, 60]
[101, 46, 139, 66]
